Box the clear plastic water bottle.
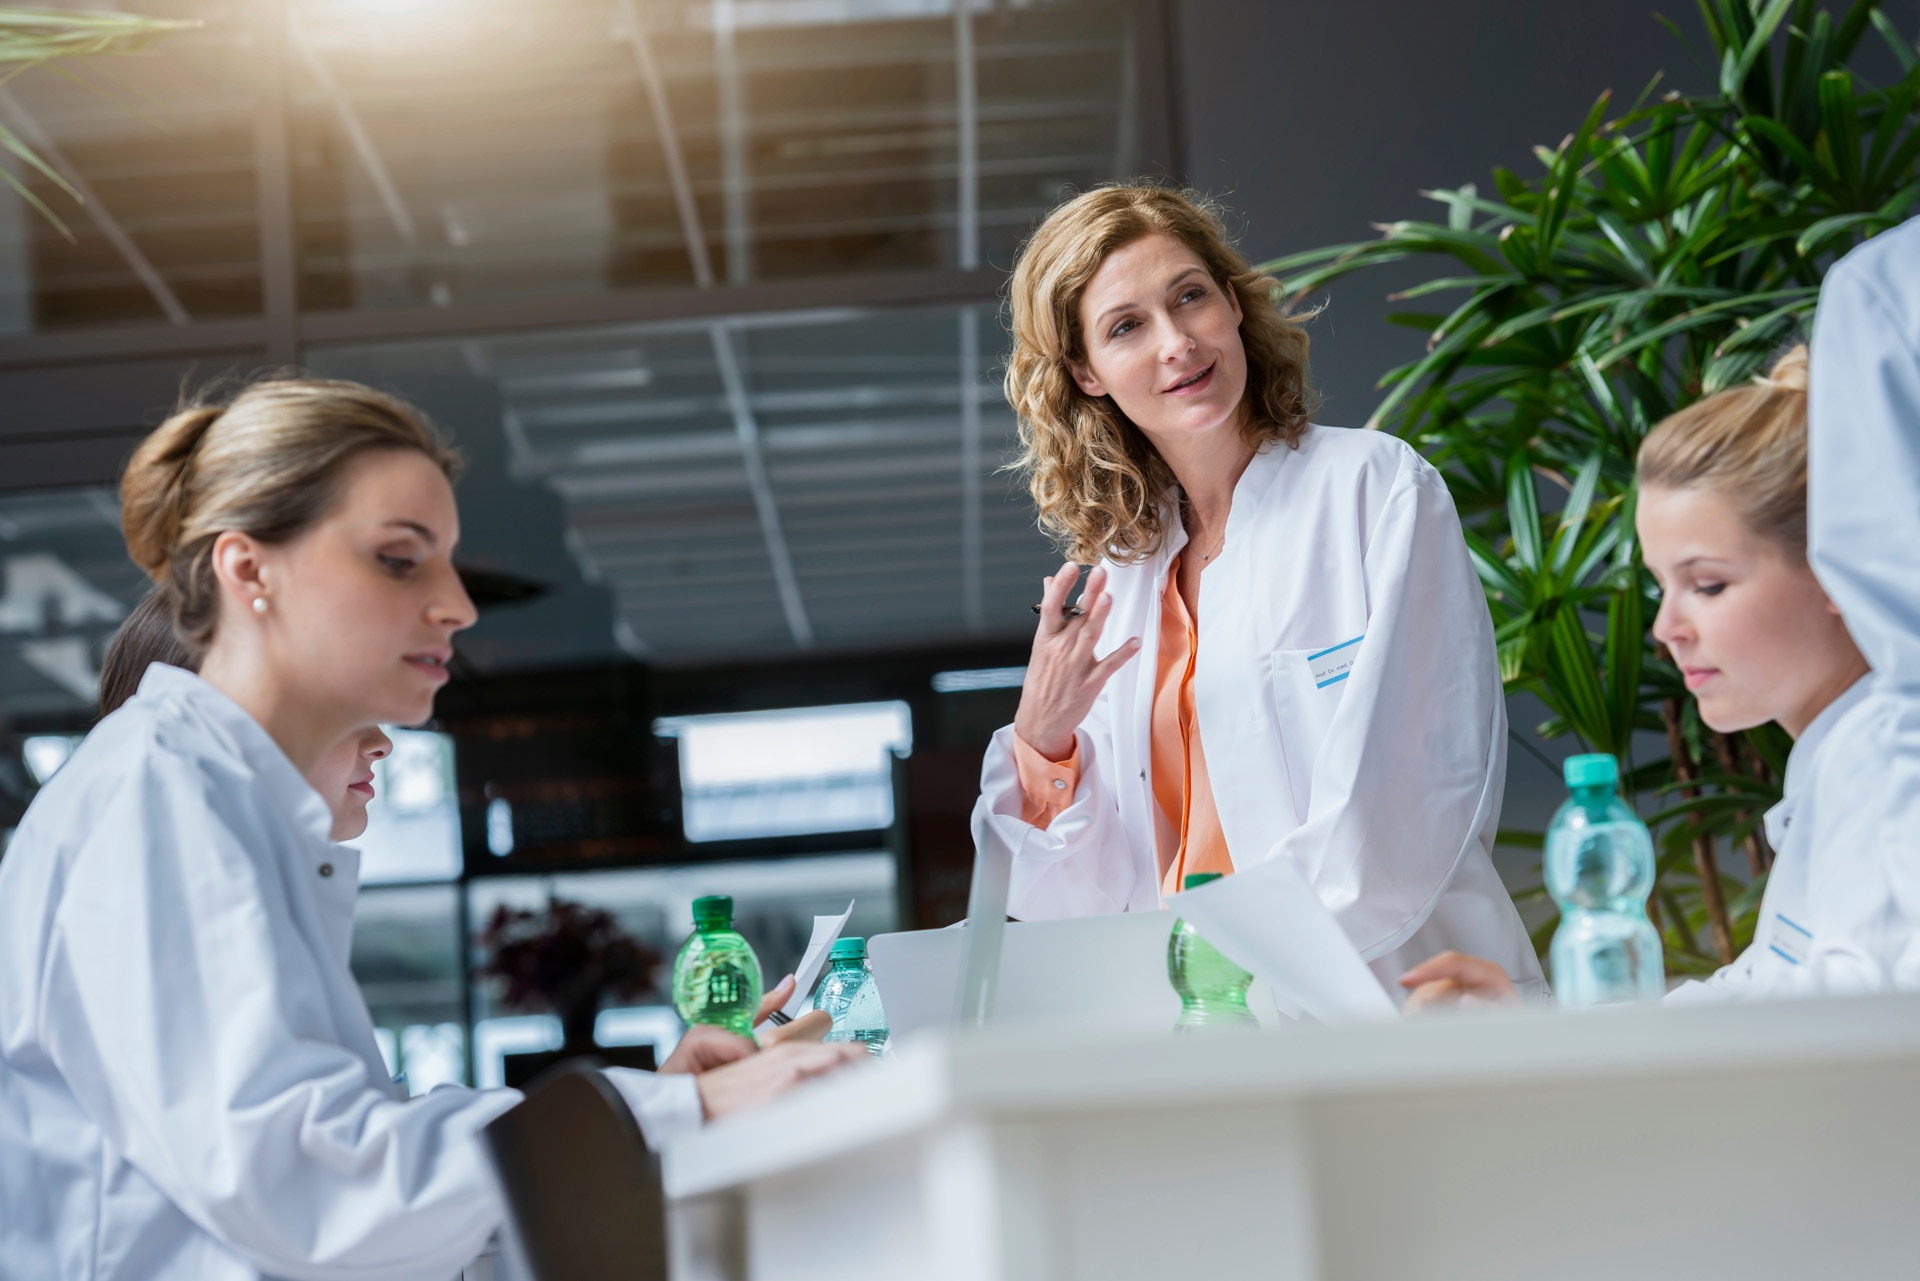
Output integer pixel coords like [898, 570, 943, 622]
[813, 937, 888, 1055]
[1167, 872, 1257, 1031]
[671, 895, 763, 1038]
[1546, 753, 1665, 1007]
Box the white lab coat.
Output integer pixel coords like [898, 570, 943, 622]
[1663, 678, 1900, 1003]
[0, 664, 700, 1281]
[974, 424, 1544, 997]
[1779, 211, 1920, 992]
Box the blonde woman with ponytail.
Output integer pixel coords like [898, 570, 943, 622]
[975, 185, 1542, 1000]
[1403, 345, 1900, 1010]
[0, 378, 860, 1281]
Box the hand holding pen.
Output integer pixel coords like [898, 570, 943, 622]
[1012, 562, 1142, 761]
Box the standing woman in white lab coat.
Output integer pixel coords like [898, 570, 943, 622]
[0, 378, 859, 1281]
[973, 185, 1542, 994]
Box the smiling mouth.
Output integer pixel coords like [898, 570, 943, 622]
[1165, 363, 1214, 393]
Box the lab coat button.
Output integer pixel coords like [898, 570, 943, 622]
[318, 862, 335, 878]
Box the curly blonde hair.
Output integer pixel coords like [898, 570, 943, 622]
[1005, 184, 1317, 565]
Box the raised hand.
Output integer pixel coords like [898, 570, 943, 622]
[1013, 561, 1141, 761]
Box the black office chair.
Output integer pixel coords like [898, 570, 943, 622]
[481, 1062, 669, 1281]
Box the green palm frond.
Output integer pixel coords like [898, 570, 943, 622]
[1265, 0, 1916, 975]
[0, 8, 194, 236]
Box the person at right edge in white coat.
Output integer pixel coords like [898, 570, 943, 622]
[972, 184, 1543, 1000]
[1405, 217, 1920, 1007]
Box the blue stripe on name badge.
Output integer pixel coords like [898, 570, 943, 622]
[1308, 635, 1364, 688]
[1306, 636, 1364, 662]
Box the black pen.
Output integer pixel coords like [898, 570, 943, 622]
[1031, 603, 1086, 617]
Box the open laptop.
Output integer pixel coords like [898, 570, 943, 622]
[868, 911, 1188, 1040]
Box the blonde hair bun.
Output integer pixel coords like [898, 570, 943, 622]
[118, 376, 461, 651]
[1637, 344, 1809, 557]
[1753, 343, 1809, 394]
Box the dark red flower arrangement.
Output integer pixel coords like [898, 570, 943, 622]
[481, 897, 660, 1050]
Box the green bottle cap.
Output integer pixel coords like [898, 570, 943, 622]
[1184, 872, 1223, 890]
[691, 895, 733, 928]
[829, 936, 867, 961]
[1563, 753, 1618, 790]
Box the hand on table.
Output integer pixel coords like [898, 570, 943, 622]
[1399, 951, 1522, 1015]
[1013, 562, 1141, 761]
[695, 1041, 868, 1121]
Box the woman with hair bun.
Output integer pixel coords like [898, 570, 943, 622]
[0, 378, 860, 1281]
[1403, 344, 1892, 1009]
[977, 185, 1542, 999]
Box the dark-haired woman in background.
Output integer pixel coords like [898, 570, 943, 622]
[99, 591, 395, 845]
[0, 379, 862, 1281]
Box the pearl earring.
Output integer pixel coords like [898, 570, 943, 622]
[251, 597, 268, 615]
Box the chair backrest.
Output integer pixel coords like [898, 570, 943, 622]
[481, 1062, 669, 1281]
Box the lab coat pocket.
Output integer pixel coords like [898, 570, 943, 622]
[1269, 638, 1359, 823]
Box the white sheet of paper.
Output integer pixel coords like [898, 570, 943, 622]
[1165, 858, 1398, 1022]
[780, 900, 856, 1020]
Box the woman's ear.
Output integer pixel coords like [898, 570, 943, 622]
[1068, 360, 1106, 398]
[1224, 277, 1243, 324]
[210, 530, 270, 610]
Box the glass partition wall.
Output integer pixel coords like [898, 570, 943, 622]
[0, 0, 1176, 1084]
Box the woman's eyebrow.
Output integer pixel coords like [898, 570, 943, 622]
[380, 519, 438, 546]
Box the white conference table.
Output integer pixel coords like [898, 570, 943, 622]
[663, 992, 1920, 1281]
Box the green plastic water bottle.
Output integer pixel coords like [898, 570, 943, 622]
[672, 895, 763, 1038]
[813, 937, 889, 1056]
[1167, 872, 1257, 1031]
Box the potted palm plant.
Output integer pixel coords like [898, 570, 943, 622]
[1265, 0, 1920, 974]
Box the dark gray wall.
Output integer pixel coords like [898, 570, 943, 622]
[1174, 0, 1713, 425]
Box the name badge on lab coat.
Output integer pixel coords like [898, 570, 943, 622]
[1768, 913, 1813, 966]
[1307, 636, 1363, 688]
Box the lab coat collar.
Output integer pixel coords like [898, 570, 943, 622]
[1155, 437, 1293, 575]
[1764, 674, 1874, 849]
[134, 663, 337, 846]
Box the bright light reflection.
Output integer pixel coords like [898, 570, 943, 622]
[658, 702, 911, 788]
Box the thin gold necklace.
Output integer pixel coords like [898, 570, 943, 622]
[1184, 501, 1226, 563]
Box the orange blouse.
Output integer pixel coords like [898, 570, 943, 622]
[1011, 554, 1234, 899]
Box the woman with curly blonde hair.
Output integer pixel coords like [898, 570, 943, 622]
[972, 185, 1541, 1000]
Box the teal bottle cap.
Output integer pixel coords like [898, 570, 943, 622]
[1183, 872, 1223, 890]
[829, 936, 867, 961]
[1563, 753, 1618, 790]
[691, 895, 733, 927]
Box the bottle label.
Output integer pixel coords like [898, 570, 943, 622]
[1307, 635, 1364, 688]
[1767, 913, 1814, 966]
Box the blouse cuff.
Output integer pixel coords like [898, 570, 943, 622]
[1012, 733, 1081, 829]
